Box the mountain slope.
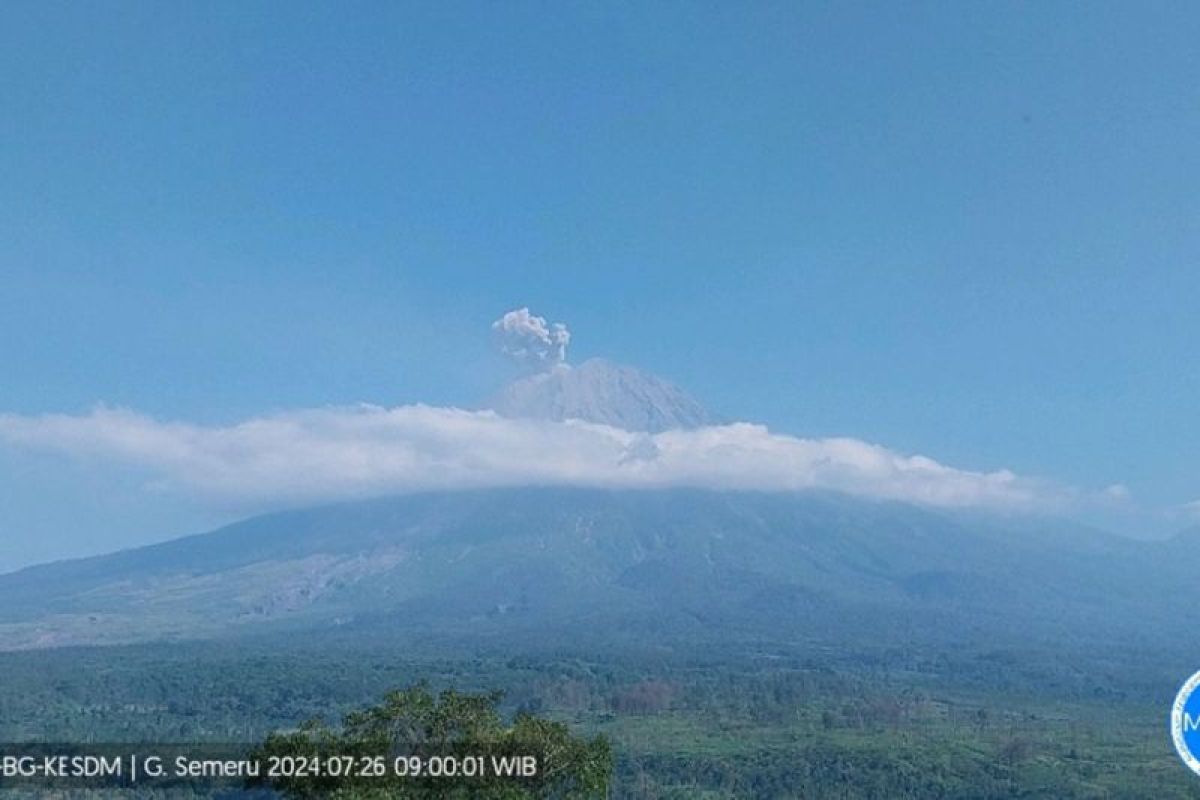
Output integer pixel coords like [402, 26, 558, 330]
[0, 488, 1191, 654]
[487, 359, 714, 431]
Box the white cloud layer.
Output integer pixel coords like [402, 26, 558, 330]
[0, 405, 1066, 513]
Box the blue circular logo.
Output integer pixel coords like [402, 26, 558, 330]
[1172, 670, 1200, 777]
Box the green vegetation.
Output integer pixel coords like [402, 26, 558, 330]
[0, 639, 1193, 798]
[250, 684, 611, 798]
[3, 489, 1196, 797]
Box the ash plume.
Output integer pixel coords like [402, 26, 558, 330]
[492, 307, 571, 370]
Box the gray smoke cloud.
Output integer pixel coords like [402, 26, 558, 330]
[492, 307, 571, 370]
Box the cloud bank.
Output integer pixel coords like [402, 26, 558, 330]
[0, 405, 1064, 513]
[492, 308, 570, 370]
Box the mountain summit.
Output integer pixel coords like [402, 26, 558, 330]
[487, 358, 713, 432]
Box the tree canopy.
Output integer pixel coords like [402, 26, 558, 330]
[250, 683, 612, 799]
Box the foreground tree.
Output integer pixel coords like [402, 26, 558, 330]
[249, 683, 612, 799]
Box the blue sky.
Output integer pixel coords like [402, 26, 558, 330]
[1, 2, 1198, 570]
